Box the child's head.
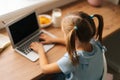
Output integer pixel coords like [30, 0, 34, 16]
[61, 11, 104, 65]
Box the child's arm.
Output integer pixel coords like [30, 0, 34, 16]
[30, 42, 62, 74]
[30, 42, 73, 74]
[52, 38, 66, 45]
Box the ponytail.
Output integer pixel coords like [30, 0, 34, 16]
[76, 12, 104, 43]
[66, 29, 79, 65]
[93, 14, 104, 43]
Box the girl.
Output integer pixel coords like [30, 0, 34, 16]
[30, 11, 105, 80]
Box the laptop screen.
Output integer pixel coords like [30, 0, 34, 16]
[8, 12, 39, 44]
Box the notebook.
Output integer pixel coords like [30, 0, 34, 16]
[6, 12, 56, 61]
[0, 34, 10, 52]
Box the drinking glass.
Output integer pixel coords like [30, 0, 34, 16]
[52, 8, 62, 27]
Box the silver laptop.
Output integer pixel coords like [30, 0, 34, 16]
[6, 12, 56, 61]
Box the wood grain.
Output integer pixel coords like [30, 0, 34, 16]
[0, 0, 120, 80]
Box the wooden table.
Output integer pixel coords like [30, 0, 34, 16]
[0, 0, 120, 80]
[0, 26, 66, 80]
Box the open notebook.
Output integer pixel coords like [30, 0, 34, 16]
[0, 34, 10, 52]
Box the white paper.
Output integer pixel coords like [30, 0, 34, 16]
[0, 34, 10, 49]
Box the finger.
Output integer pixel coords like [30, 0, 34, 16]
[39, 33, 45, 38]
[29, 45, 33, 49]
[39, 35, 46, 41]
[40, 41, 47, 44]
[39, 35, 45, 38]
[30, 42, 37, 47]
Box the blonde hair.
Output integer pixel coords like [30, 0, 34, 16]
[62, 15, 80, 65]
[61, 11, 104, 65]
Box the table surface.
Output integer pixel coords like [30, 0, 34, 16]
[0, 0, 120, 80]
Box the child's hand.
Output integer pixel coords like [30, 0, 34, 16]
[30, 42, 44, 53]
[39, 33, 54, 44]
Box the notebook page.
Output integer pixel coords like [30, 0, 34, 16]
[0, 34, 10, 52]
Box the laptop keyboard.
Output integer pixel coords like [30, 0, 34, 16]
[17, 33, 42, 55]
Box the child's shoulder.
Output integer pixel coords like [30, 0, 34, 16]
[90, 38, 101, 47]
[90, 38, 107, 52]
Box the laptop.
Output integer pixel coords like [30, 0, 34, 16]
[6, 12, 56, 61]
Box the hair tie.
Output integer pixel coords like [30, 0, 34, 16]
[74, 26, 78, 30]
[90, 15, 94, 19]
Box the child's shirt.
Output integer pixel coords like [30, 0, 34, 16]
[57, 39, 105, 80]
